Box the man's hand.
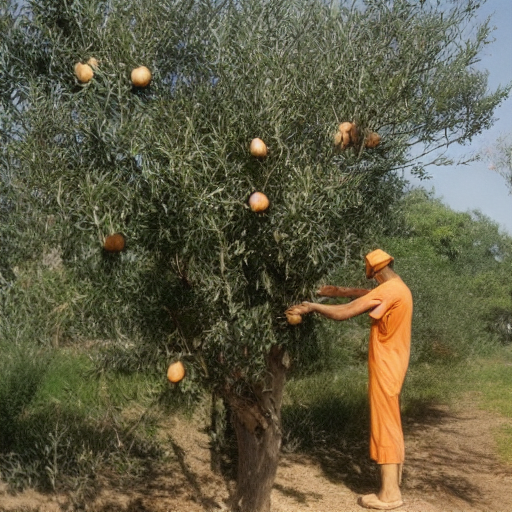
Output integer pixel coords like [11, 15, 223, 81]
[285, 302, 314, 316]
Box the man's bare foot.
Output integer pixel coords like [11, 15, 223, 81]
[358, 493, 404, 510]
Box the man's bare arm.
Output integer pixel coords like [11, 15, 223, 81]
[286, 294, 381, 321]
[317, 285, 370, 298]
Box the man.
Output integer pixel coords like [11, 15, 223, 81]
[286, 249, 413, 510]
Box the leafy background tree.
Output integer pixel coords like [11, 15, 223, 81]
[0, 0, 509, 510]
[386, 189, 512, 356]
[486, 133, 512, 193]
[483, 132, 512, 343]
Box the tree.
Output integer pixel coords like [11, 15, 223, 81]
[0, 0, 508, 510]
[486, 133, 512, 193]
[483, 133, 512, 344]
[382, 188, 512, 360]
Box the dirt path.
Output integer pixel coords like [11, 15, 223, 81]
[1, 392, 511, 512]
[403, 395, 512, 512]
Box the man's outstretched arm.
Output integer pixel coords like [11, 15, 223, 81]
[286, 293, 381, 322]
[316, 285, 370, 298]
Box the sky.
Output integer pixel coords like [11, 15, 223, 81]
[406, 0, 512, 235]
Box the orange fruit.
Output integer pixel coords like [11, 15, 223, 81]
[248, 191, 270, 212]
[365, 132, 381, 149]
[334, 122, 358, 150]
[167, 361, 186, 383]
[74, 62, 94, 83]
[131, 66, 152, 87]
[286, 312, 302, 325]
[250, 138, 268, 158]
[103, 233, 125, 252]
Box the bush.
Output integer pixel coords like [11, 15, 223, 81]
[0, 336, 164, 492]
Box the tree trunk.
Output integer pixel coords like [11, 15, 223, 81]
[227, 346, 289, 512]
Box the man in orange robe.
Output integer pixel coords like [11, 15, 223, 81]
[286, 249, 413, 510]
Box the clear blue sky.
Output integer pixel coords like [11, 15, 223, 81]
[407, 0, 512, 235]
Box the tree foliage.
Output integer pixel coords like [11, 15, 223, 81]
[485, 133, 512, 193]
[1, 0, 507, 375]
[385, 189, 512, 358]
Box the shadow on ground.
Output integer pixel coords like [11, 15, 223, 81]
[280, 395, 503, 507]
[2, 393, 510, 512]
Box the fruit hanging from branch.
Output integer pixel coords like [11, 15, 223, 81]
[250, 138, 268, 158]
[131, 66, 152, 87]
[286, 312, 302, 325]
[334, 121, 359, 150]
[74, 62, 94, 83]
[248, 191, 270, 213]
[103, 233, 125, 253]
[167, 361, 186, 383]
[365, 131, 381, 149]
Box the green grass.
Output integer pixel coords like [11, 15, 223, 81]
[283, 366, 369, 450]
[459, 347, 512, 464]
[0, 340, 166, 492]
[31, 352, 96, 410]
[465, 347, 512, 417]
[282, 359, 463, 451]
[401, 361, 465, 417]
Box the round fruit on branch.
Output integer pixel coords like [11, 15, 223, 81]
[248, 191, 270, 213]
[286, 312, 302, 325]
[364, 132, 381, 148]
[333, 121, 359, 150]
[131, 66, 152, 87]
[74, 62, 94, 83]
[250, 138, 268, 158]
[103, 233, 126, 253]
[167, 361, 186, 383]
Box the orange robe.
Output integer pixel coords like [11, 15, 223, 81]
[356, 276, 413, 464]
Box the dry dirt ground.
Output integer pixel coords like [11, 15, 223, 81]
[1, 392, 511, 512]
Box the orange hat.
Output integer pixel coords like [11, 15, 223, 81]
[365, 249, 394, 279]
